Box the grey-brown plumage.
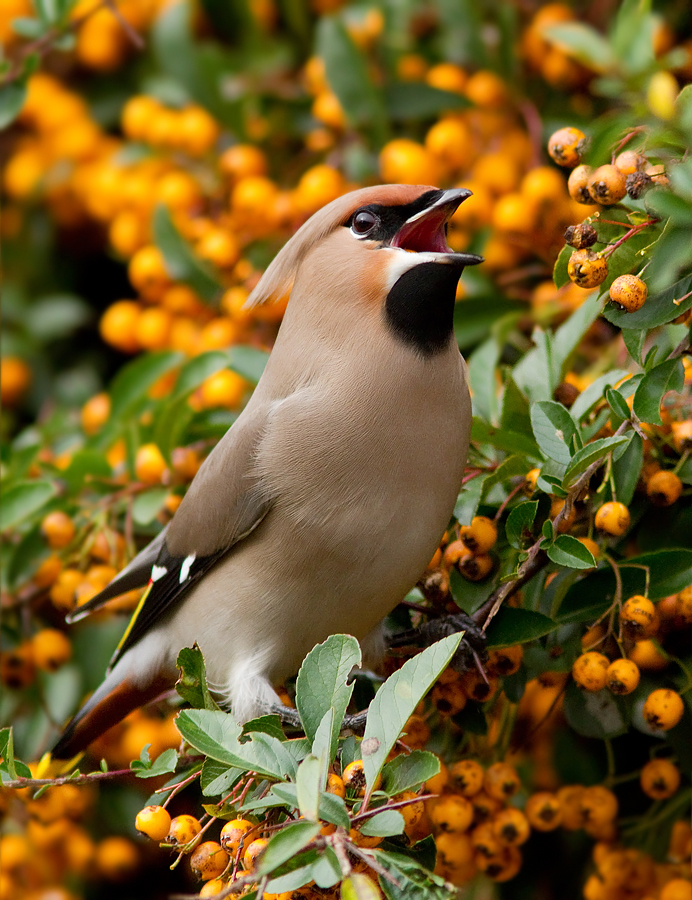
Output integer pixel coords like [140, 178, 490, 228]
[52, 184, 482, 759]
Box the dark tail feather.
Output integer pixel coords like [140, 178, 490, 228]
[51, 669, 172, 760]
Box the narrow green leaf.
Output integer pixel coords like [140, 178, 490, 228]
[175, 645, 221, 711]
[296, 755, 322, 822]
[470, 419, 541, 459]
[295, 635, 361, 763]
[633, 358, 685, 426]
[552, 292, 602, 378]
[108, 351, 183, 420]
[530, 400, 578, 465]
[485, 608, 557, 648]
[256, 821, 322, 876]
[453, 473, 486, 524]
[362, 634, 461, 790]
[132, 487, 168, 525]
[547, 535, 597, 570]
[544, 22, 615, 71]
[622, 329, 646, 365]
[380, 751, 439, 797]
[505, 501, 538, 550]
[383, 83, 469, 120]
[562, 436, 629, 488]
[0, 79, 28, 129]
[0, 481, 57, 531]
[605, 386, 631, 421]
[154, 205, 223, 304]
[0, 728, 17, 780]
[360, 809, 405, 837]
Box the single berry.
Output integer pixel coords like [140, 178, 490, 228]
[594, 501, 630, 536]
[640, 759, 680, 800]
[567, 165, 594, 203]
[525, 792, 562, 831]
[547, 127, 587, 167]
[620, 595, 656, 637]
[190, 841, 229, 881]
[572, 651, 610, 692]
[605, 659, 640, 695]
[459, 516, 498, 553]
[567, 249, 608, 289]
[587, 165, 627, 204]
[646, 470, 682, 507]
[643, 688, 684, 731]
[609, 274, 647, 312]
[135, 806, 172, 842]
[564, 223, 598, 249]
[449, 759, 484, 797]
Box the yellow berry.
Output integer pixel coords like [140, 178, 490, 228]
[30, 629, 72, 672]
[525, 792, 562, 831]
[609, 274, 647, 312]
[572, 651, 610, 692]
[594, 501, 630, 536]
[41, 511, 76, 549]
[646, 470, 683, 507]
[190, 841, 229, 881]
[643, 689, 685, 731]
[605, 659, 640, 695]
[640, 759, 681, 800]
[134, 443, 167, 485]
[459, 516, 497, 553]
[430, 794, 474, 833]
[135, 805, 172, 842]
[547, 126, 587, 167]
[167, 814, 202, 847]
[588, 165, 627, 205]
[483, 762, 521, 803]
[219, 818, 255, 853]
[567, 249, 608, 289]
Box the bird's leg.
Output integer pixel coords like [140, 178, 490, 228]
[270, 703, 369, 735]
[388, 610, 488, 675]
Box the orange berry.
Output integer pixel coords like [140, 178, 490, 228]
[219, 144, 267, 182]
[486, 645, 523, 677]
[670, 420, 692, 452]
[621, 595, 657, 637]
[0, 643, 36, 689]
[190, 841, 229, 881]
[567, 167, 594, 205]
[640, 759, 681, 800]
[572, 651, 610, 692]
[580, 786, 618, 828]
[379, 138, 441, 186]
[196, 229, 240, 269]
[31, 629, 72, 671]
[567, 249, 608, 289]
[459, 516, 497, 554]
[311, 91, 346, 129]
[34, 554, 62, 588]
[167, 814, 202, 847]
[199, 880, 227, 898]
[50, 567, 83, 612]
[471, 821, 503, 859]
[343, 759, 372, 796]
[81, 392, 111, 435]
[588, 164, 627, 205]
[219, 818, 255, 853]
[643, 689, 685, 731]
[134, 443, 167, 485]
[426, 62, 467, 94]
[156, 171, 200, 212]
[525, 792, 562, 831]
[95, 836, 139, 880]
[41, 511, 76, 549]
[326, 773, 345, 799]
[128, 246, 171, 300]
[178, 106, 220, 157]
[605, 659, 640, 695]
[431, 679, 468, 716]
[134, 307, 172, 351]
[0, 356, 32, 406]
[449, 759, 484, 797]
[430, 794, 474, 833]
[465, 70, 508, 107]
[646, 470, 683, 507]
[614, 150, 646, 175]
[629, 638, 668, 671]
[424, 118, 475, 173]
[547, 126, 587, 167]
[241, 837, 267, 872]
[483, 763, 521, 803]
[660, 880, 692, 900]
[594, 501, 630, 536]
[295, 164, 345, 216]
[609, 274, 648, 312]
[492, 808, 530, 847]
[523, 468, 540, 496]
[135, 805, 172, 842]
[100, 300, 141, 353]
[199, 369, 248, 410]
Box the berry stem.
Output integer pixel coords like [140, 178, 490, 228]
[602, 219, 659, 258]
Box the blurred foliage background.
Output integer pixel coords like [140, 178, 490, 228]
[1, 0, 692, 898]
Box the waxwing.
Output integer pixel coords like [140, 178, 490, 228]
[52, 184, 482, 759]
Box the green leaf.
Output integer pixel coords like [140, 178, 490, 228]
[227, 345, 270, 384]
[544, 22, 615, 71]
[485, 608, 558, 648]
[468, 337, 499, 424]
[256, 821, 322, 877]
[242, 715, 285, 742]
[470, 419, 541, 460]
[611, 431, 643, 506]
[0, 481, 57, 531]
[605, 387, 631, 421]
[24, 294, 92, 343]
[552, 292, 602, 378]
[481, 455, 529, 499]
[135, 748, 178, 779]
[176, 646, 221, 711]
[453, 474, 486, 524]
[296, 755, 322, 822]
[505, 501, 538, 550]
[562, 436, 629, 488]
[132, 487, 168, 525]
[343, 873, 384, 900]
[61, 450, 113, 493]
[500, 378, 532, 436]
[622, 329, 646, 365]
[530, 400, 578, 465]
[317, 791, 350, 829]
[360, 809, 405, 837]
[311, 848, 343, 889]
[200, 758, 243, 796]
[563, 681, 626, 739]
[108, 351, 183, 420]
[362, 634, 461, 790]
[605, 275, 692, 330]
[153, 205, 222, 304]
[295, 634, 361, 763]
[449, 566, 498, 616]
[0, 79, 28, 130]
[383, 83, 469, 120]
[172, 351, 230, 399]
[0, 728, 17, 780]
[174, 709, 243, 765]
[454, 295, 518, 350]
[375, 850, 455, 900]
[380, 751, 440, 797]
[315, 16, 387, 143]
[512, 328, 555, 402]
[547, 535, 597, 570]
[553, 243, 571, 290]
[633, 358, 685, 425]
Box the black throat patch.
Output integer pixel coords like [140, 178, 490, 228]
[385, 261, 462, 356]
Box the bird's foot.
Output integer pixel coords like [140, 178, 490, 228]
[389, 610, 488, 675]
[270, 704, 369, 736]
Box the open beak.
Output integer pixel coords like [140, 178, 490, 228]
[391, 189, 484, 267]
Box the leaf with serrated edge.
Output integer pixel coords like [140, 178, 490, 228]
[562, 436, 629, 488]
[296, 635, 361, 763]
[362, 635, 461, 790]
[256, 821, 322, 877]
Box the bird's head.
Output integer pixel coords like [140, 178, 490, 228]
[247, 184, 483, 354]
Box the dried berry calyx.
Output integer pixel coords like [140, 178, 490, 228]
[626, 171, 653, 198]
[564, 223, 598, 249]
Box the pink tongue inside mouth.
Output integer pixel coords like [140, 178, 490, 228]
[391, 209, 451, 253]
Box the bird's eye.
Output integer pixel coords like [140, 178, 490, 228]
[351, 209, 379, 237]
